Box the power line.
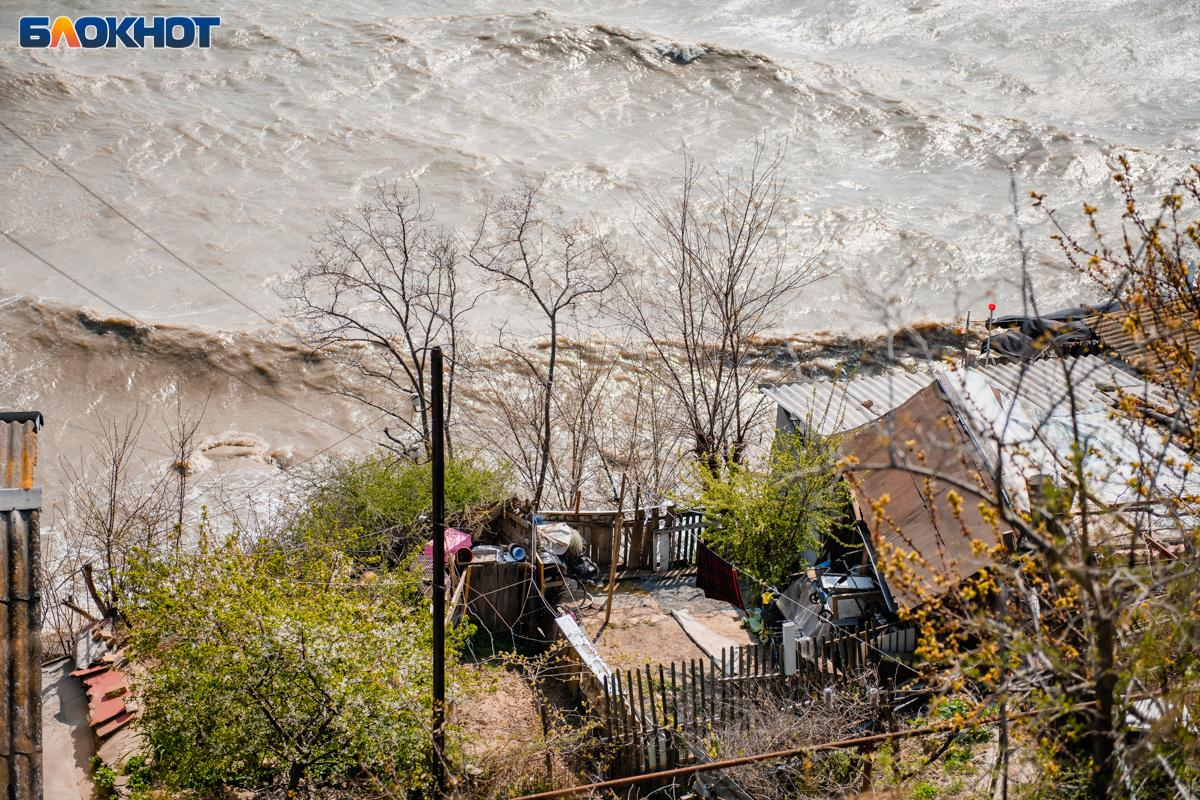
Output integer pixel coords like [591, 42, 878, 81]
[0, 119, 282, 330]
[3, 232, 141, 320]
[0, 119, 424, 420]
[1, 232, 379, 448]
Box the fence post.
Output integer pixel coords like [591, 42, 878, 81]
[782, 621, 797, 676]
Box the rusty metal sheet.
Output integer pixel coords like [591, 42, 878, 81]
[839, 384, 1002, 609]
[1089, 303, 1200, 376]
[0, 413, 42, 800]
[0, 414, 40, 491]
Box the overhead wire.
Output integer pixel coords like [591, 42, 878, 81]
[5, 232, 397, 543]
[0, 119, 424, 434]
[0, 120, 283, 330]
[2, 231, 379, 452]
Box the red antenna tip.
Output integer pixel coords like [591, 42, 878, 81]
[988, 302, 996, 312]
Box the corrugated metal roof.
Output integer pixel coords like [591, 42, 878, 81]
[1, 412, 41, 490]
[71, 621, 138, 739]
[831, 355, 1194, 606]
[760, 371, 933, 437]
[0, 412, 42, 798]
[1089, 302, 1200, 376]
[937, 356, 1198, 510]
[839, 383, 1002, 610]
[946, 355, 1175, 420]
[763, 356, 1177, 440]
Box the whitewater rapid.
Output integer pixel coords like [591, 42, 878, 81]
[2, 1, 1196, 334]
[1, 1, 1197, 534]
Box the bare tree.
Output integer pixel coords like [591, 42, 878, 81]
[62, 411, 173, 617]
[467, 181, 622, 508]
[470, 354, 548, 499]
[283, 183, 473, 458]
[544, 338, 622, 507]
[595, 358, 686, 507]
[161, 394, 208, 548]
[39, 528, 89, 659]
[621, 143, 825, 473]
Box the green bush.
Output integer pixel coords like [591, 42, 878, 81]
[913, 780, 937, 800]
[91, 755, 117, 798]
[288, 453, 508, 564]
[122, 754, 153, 791]
[934, 698, 990, 745]
[125, 535, 466, 792]
[688, 431, 847, 586]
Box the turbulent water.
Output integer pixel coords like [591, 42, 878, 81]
[1, 1, 1197, 518]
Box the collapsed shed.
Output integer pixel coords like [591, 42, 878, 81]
[837, 382, 1007, 611]
[762, 353, 1199, 630]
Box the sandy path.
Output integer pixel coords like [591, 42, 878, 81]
[42, 659, 93, 800]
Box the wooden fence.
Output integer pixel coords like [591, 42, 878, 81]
[592, 625, 917, 774]
[532, 506, 704, 572]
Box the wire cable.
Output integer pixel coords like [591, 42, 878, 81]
[1, 231, 378, 448]
[0, 119, 283, 330]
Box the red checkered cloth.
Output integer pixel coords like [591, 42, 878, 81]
[696, 540, 745, 612]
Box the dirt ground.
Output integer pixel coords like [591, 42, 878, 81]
[561, 574, 755, 672]
[450, 664, 588, 798]
[452, 666, 544, 762]
[43, 659, 94, 800]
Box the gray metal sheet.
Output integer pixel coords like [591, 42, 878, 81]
[762, 355, 1173, 439]
[760, 371, 932, 437]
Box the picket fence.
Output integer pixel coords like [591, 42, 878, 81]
[593, 625, 917, 774]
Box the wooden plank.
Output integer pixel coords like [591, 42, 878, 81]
[671, 609, 738, 667]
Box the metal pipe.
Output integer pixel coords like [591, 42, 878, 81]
[511, 705, 1077, 800]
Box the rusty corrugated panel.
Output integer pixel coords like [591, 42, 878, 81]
[0, 412, 43, 800]
[70, 621, 138, 741]
[839, 385, 1001, 610]
[1089, 303, 1200, 377]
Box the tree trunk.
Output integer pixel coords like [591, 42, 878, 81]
[287, 762, 305, 794]
[1090, 610, 1117, 800]
[81, 563, 113, 618]
[533, 315, 557, 509]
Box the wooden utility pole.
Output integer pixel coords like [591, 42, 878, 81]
[430, 350, 447, 798]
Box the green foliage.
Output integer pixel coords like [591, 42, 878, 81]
[688, 431, 847, 586]
[91, 755, 117, 798]
[933, 698, 990, 745]
[125, 533, 465, 792]
[289, 453, 508, 563]
[817, 749, 855, 783]
[913, 780, 937, 800]
[122, 754, 153, 791]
